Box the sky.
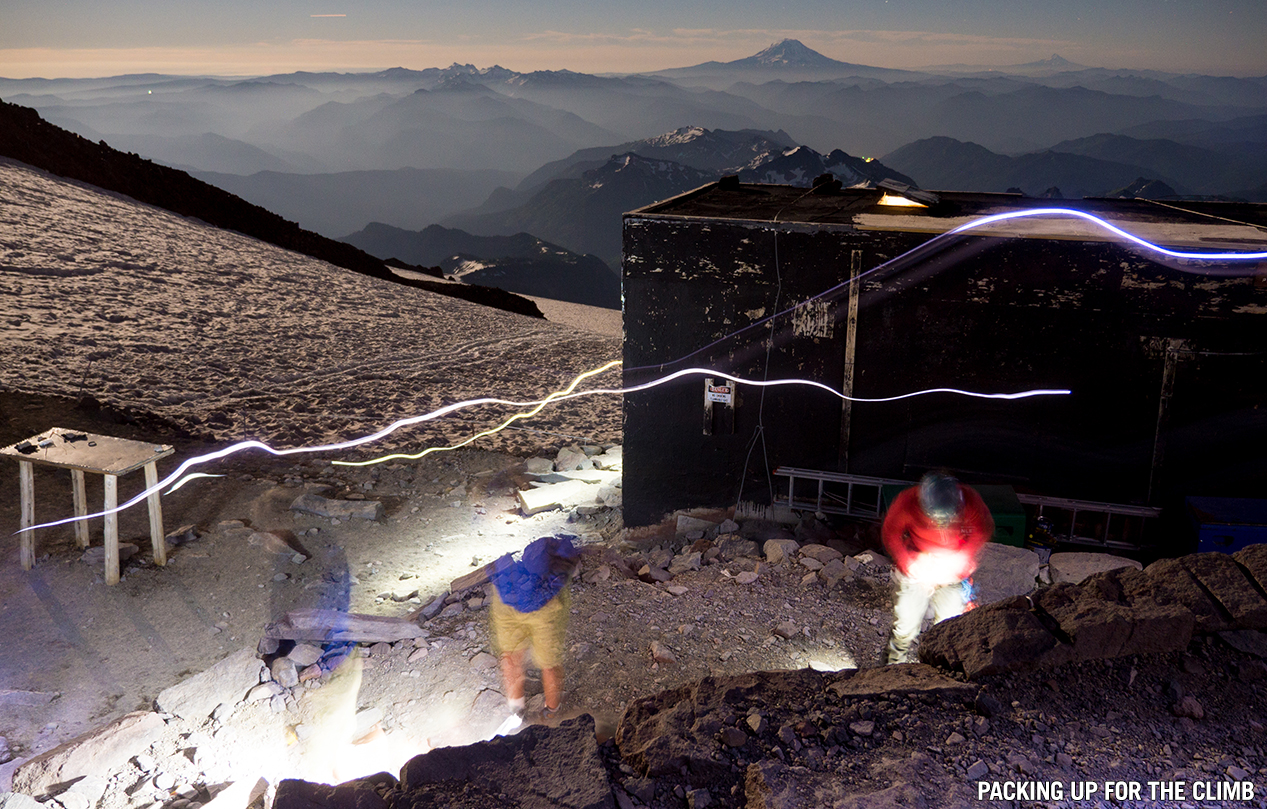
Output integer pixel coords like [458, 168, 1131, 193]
[2, 0, 1265, 79]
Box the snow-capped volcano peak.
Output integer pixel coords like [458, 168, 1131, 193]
[749, 39, 838, 67]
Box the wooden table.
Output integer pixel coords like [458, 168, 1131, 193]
[1, 427, 174, 585]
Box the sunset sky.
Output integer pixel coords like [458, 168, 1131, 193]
[3, 0, 1265, 79]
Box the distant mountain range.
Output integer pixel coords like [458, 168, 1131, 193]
[882, 134, 1267, 200]
[189, 166, 521, 238]
[442, 126, 915, 270]
[4, 38, 1264, 302]
[342, 223, 620, 309]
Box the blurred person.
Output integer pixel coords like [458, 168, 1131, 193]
[488, 534, 580, 722]
[881, 471, 994, 664]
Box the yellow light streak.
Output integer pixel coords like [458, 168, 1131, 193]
[331, 359, 623, 467]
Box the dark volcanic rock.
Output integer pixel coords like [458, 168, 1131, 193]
[918, 596, 1064, 678]
[399, 714, 613, 809]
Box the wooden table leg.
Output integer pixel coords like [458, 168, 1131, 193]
[145, 462, 166, 566]
[104, 473, 119, 585]
[19, 460, 35, 570]
[71, 469, 90, 548]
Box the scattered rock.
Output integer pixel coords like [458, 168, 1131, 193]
[81, 543, 138, 565]
[763, 539, 800, 566]
[1172, 695, 1204, 720]
[650, 641, 678, 666]
[524, 458, 554, 475]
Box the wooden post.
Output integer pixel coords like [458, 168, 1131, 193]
[71, 469, 90, 548]
[19, 460, 35, 570]
[145, 461, 166, 566]
[104, 473, 119, 585]
[1148, 338, 1184, 504]
[839, 249, 862, 470]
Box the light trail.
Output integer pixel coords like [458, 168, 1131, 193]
[627, 206, 1267, 374]
[13, 364, 1066, 535]
[947, 207, 1267, 261]
[16, 208, 1265, 536]
[332, 359, 623, 466]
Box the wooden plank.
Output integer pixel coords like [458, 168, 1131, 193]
[145, 462, 166, 566]
[71, 469, 90, 548]
[104, 474, 119, 586]
[262, 608, 425, 643]
[450, 563, 494, 594]
[18, 460, 34, 570]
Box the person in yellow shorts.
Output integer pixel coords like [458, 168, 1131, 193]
[488, 534, 579, 722]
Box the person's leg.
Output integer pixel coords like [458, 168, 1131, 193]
[887, 573, 933, 664]
[929, 581, 967, 624]
[491, 592, 529, 713]
[499, 648, 524, 714]
[541, 666, 563, 712]
[526, 592, 569, 715]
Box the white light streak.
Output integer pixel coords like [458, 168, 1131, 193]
[12, 365, 1066, 535]
[948, 208, 1267, 261]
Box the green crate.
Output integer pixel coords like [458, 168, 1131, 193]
[881, 483, 1026, 547]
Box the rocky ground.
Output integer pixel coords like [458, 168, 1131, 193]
[3, 403, 1267, 807]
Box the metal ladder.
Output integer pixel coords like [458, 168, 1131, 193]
[772, 467, 909, 520]
[1016, 493, 1160, 551]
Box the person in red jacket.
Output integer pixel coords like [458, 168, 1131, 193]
[882, 471, 994, 664]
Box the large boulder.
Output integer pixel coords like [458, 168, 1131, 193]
[1180, 553, 1267, 629]
[399, 715, 612, 809]
[1137, 557, 1235, 633]
[971, 543, 1040, 607]
[1031, 582, 1191, 661]
[918, 597, 1066, 679]
[1233, 544, 1267, 592]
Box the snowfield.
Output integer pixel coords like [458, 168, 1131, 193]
[0, 157, 622, 456]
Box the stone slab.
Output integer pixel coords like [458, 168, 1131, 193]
[517, 480, 600, 515]
[155, 647, 265, 721]
[12, 712, 165, 795]
[1048, 552, 1142, 585]
[290, 493, 383, 521]
[826, 664, 977, 700]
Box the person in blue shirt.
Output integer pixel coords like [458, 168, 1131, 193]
[488, 535, 580, 721]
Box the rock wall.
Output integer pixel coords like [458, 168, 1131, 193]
[920, 547, 1267, 678]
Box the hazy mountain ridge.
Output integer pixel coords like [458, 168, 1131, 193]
[441, 129, 914, 270]
[342, 223, 621, 309]
[445, 152, 717, 269]
[881, 136, 1186, 198]
[190, 166, 523, 238]
[5, 38, 1264, 286]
